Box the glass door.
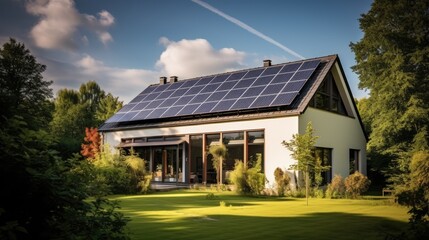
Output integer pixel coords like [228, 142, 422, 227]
[152, 146, 181, 183]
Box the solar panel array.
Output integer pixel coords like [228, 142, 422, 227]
[106, 59, 320, 123]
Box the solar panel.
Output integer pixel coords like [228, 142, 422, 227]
[230, 97, 256, 110]
[261, 84, 283, 95]
[261, 66, 282, 76]
[178, 104, 200, 115]
[107, 58, 321, 123]
[194, 102, 217, 114]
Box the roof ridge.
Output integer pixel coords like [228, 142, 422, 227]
[151, 54, 338, 85]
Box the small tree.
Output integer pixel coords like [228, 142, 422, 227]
[274, 167, 291, 196]
[81, 127, 101, 159]
[208, 144, 227, 186]
[344, 171, 371, 198]
[282, 122, 318, 205]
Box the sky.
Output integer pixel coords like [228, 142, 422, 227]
[0, 0, 373, 103]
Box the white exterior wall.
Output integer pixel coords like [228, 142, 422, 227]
[102, 116, 300, 187]
[299, 107, 367, 178]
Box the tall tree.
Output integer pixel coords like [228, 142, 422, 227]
[350, 0, 429, 187]
[0, 38, 53, 129]
[282, 122, 319, 206]
[0, 39, 129, 239]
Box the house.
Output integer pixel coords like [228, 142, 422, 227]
[99, 55, 367, 188]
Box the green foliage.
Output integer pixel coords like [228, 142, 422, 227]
[50, 81, 123, 158]
[208, 144, 227, 185]
[345, 171, 371, 198]
[326, 175, 346, 199]
[96, 93, 123, 122]
[88, 146, 151, 195]
[230, 155, 266, 196]
[0, 39, 129, 239]
[350, 0, 429, 188]
[395, 151, 429, 239]
[124, 151, 152, 194]
[274, 167, 291, 196]
[312, 188, 325, 199]
[282, 122, 320, 204]
[0, 38, 53, 130]
[229, 160, 249, 194]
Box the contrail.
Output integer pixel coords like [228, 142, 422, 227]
[192, 0, 305, 60]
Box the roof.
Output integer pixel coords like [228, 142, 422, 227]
[100, 55, 337, 132]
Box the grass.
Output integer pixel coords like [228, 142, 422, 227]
[112, 190, 409, 240]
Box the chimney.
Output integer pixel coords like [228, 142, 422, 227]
[170, 76, 178, 83]
[263, 59, 272, 67]
[159, 77, 167, 85]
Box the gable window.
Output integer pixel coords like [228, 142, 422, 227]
[309, 72, 347, 115]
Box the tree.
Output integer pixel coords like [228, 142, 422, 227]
[350, 0, 429, 188]
[96, 93, 123, 122]
[208, 144, 227, 186]
[50, 82, 122, 158]
[0, 38, 53, 129]
[0, 39, 129, 239]
[81, 127, 101, 159]
[282, 122, 318, 205]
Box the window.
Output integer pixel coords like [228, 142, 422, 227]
[223, 132, 244, 172]
[309, 72, 347, 115]
[349, 149, 360, 174]
[313, 147, 332, 185]
[248, 131, 264, 170]
[190, 135, 203, 183]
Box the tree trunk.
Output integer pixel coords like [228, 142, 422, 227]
[306, 166, 309, 206]
[219, 157, 223, 186]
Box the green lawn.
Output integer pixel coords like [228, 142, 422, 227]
[112, 190, 409, 240]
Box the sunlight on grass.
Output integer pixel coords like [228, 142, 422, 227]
[115, 190, 409, 240]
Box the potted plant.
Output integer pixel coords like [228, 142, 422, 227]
[154, 164, 162, 181]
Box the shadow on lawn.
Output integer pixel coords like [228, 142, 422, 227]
[127, 211, 408, 240]
[114, 192, 297, 212]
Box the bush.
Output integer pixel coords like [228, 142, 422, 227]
[345, 171, 371, 198]
[274, 167, 291, 196]
[313, 188, 325, 198]
[229, 154, 266, 195]
[326, 175, 346, 199]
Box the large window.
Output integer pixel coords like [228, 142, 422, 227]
[349, 149, 360, 174]
[309, 73, 347, 115]
[190, 135, 203, 183]
[313, 147, 332, 185]
[248, 131, 264, 170]
[223, 132, 244, 182]
[206, 134, 221, 184]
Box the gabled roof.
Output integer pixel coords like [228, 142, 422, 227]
[100, 55, 338, 131]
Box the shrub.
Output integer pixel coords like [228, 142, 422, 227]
[274, 167, 291, 196]
[345, 171, 371, 198]
[326, 175, 346, 199]
[229, 154, 266, 195]
[313, 188, 325, 198]
[229, 160, 251, 194]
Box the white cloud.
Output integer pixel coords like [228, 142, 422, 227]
[156, 38, 245, 79]
[72, 54, 158, 102]
[26, 0, 115, 50]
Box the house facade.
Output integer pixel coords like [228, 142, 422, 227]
[99, 55, 367, 188]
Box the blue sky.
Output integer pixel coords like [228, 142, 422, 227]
[0, 0, 372, 103]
